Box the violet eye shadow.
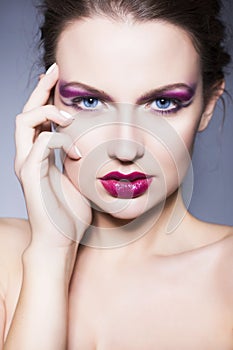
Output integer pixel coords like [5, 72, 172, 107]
[59, 80, 114, 102]
[59, 80, 197, 106]
[59, 84, 88, 98]
[161, 88, 195, 102]
[135, 83, 197, 105]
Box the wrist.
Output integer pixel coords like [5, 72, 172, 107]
[22, 242, 78, 281]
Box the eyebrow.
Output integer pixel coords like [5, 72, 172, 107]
[59, 81, 196, 104]
[136, 83, 195, 104]
[59, 81, 114, 102]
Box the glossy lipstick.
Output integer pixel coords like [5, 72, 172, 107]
[99, 171, 153, 199]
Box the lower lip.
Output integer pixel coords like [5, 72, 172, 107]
[100, 178, 153, 199]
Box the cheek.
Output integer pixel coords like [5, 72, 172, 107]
[62, 129, 111, 196]
[63, 153, 100, 202]
[171, 117, 201, 154]
[58, 121, 115, 191]
[148, 118, 195, 175]
[63, 157, 80, 189]
[157, 115, 201, 192]
[147, 137, 189, 193]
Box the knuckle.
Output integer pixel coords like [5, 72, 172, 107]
[55, 132, 68, 146]
[19, 164, 28, 181]
[37, 131, 52, 143]
[19, 158, 35, 181]
[18, 160, 29, 180]
[15, 156, 31, 182]
[42, 104, 59, 115]
[14, 160, 20, 178]
[22, 102, 31, 113]
[15, 113, 24, 125]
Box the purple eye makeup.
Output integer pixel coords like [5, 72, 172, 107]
[58, 80, 196, 115]
[136, 83, 196, 104]
[59, 81, 114, 101]
[59, 81, 114, 112]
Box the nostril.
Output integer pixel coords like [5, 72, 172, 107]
[107, 139, 145, 162]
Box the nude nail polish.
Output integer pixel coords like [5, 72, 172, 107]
[46, 62, 57, 75]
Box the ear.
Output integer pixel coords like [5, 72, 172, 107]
[198, 80, 225, 132]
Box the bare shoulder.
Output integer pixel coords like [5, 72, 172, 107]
[190, 218, 233, 289]
[203, 222, 233, 260]
[0, 217, 31, 255]
[212, 224, 233, 254]
[211, 226, 233, 299]
[0, 218, 31, 294]
[0, 219, 31, 339]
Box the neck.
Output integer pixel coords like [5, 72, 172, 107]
[80, 189, 192, 254]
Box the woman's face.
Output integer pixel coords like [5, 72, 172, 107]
[53, 17, 205, 220]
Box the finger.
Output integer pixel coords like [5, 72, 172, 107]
[19, 132, 79, 187]
[17, 105, 74, 129]
[23, 63, 58, 112]
[34, 120, 53, 140]
[18, 131, 81, 187]
[24, 131, 81, 171]
[48, 165, 91, 236]
[15, 106, 74, 173]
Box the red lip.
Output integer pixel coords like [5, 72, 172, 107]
[99, 171, 153, 199]
[100, 171, 150, 181]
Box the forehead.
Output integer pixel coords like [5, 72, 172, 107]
[56, 17, 201, 97]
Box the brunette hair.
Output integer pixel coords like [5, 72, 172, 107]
[39, 0, 231, 103]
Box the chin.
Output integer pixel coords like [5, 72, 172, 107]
[89, 195, 159, 221]
[107, 209, 143, 220]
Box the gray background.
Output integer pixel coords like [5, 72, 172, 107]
[0, 0, 233, 225]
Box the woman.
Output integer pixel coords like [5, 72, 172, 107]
[1, 0, 233, 349]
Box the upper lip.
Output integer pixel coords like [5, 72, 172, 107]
[99, 171, 152, 181]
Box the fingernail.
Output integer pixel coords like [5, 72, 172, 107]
[74, 146, 82, 158]
[46, 62, 57, 75]
[60, 110, 74, 120]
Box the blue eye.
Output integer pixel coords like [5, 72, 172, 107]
[67, 96, 104, 111]
[82, 97, 99, 108]
[155, 98, 172, 109]
[149, 98, 179, 115]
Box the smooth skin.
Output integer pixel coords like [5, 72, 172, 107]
[1, 18, 233, 350]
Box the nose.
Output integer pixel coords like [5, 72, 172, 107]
[107, 106, 145, 162]
[108, 137, 145, 162]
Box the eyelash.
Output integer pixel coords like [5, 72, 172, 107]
[62, 96, 186, 115]
[63, 97, 103, 112]
[146, 98, 183, 115]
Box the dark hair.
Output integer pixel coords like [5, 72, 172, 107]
[39, 0, 231, 103]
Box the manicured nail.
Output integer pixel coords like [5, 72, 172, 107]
[60, 110, 74, 120]
[46, 62, 57, 75]
[74, 146, 82, 158]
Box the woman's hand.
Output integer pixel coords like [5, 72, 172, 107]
[4, 63, 92, 350]
[15, 63, 92, 250]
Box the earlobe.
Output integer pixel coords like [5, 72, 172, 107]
[197, 80, 225, 132]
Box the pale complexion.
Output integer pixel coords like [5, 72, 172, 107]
[1, 17, 233, 350]
[54, 17, 227, 253]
